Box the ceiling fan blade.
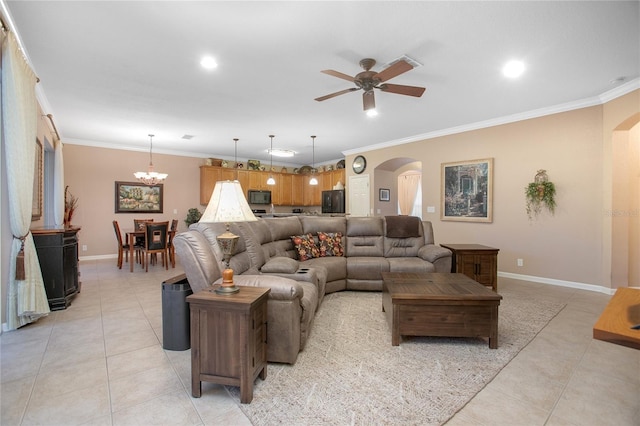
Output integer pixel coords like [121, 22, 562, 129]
[315, 87, 359, 102]
[374, 60, 413, 82]
[363, 90, 376, 111]
[379, 83, 426, 97]
[321, 69, 355, 82]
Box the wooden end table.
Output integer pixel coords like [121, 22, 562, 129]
[381, 272, 502, 348]
[440, 244, 499, 291]
[187, 285, 270, 404]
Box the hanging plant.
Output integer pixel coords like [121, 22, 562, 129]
[525, 170, 556, 220]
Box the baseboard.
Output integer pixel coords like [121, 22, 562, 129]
[79, 254, 117, 261]
[498, 271, 616, 295]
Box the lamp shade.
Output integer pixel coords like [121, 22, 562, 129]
[200, 180, 258, 223]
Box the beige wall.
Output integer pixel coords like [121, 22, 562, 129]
[345, 90, 640, 289]
[63, 144, 202, 257]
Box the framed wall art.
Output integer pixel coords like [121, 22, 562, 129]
[115, 181, 163, 213]
[379, 188, 390, 201]
[32, 139, 43, 220]
[441, 158, 493, 222]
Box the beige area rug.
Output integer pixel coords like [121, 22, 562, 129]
[227, 288, 565, 425]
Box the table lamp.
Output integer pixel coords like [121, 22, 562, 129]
[199, 180, 257, 294]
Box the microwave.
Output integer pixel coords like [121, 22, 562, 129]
[248, 190, 271, 204]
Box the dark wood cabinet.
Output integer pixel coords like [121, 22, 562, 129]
[32, 227, 81, 310]
[440, 244, 499, 292]
[187, 286, 269, 404]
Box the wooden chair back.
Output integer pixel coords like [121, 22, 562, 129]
[134, 218, 154, 231]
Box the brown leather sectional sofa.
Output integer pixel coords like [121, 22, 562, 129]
[174, 215, 451, 364]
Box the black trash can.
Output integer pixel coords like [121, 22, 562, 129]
[161, 275, 193, 351]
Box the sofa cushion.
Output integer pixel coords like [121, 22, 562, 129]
[291, 233, 320, 261]
[317, 231, 344, 257]
[304, 256, 347, 283]
[347, 257, 390, 280]
[387, 257, 435, 273]
[261, 256, 300, 274]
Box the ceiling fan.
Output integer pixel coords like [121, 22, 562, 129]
[314, 58, 426, 112]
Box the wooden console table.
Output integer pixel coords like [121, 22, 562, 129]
[32, 226, 81, 310]
[593, 287, 640, 350]
[187, 286, 270, 403]
[440, 244, 499, 291]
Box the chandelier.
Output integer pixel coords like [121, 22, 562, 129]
[134, 134, 168, 185]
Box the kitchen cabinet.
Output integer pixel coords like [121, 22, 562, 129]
[200, 165, 343, 207]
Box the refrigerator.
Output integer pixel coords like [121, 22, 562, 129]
[322, 190, 345, 214]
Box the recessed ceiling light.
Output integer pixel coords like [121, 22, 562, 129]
[502, 60, 525, 78]
[267, 148, 296, 158]
[366, 109, 378, 117]
[200, 56, 218, 70]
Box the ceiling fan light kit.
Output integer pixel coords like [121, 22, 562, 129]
[315, 57, 426, 113]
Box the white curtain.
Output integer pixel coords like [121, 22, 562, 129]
[398, 173, 421, 215]
[53, 140, 65, 227]
[2, 31, 50, 329]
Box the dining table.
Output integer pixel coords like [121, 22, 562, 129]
[125, 229, 176, 272]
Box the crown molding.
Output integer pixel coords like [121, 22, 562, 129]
[343, 78, 640, 157]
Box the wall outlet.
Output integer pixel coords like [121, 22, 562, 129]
[173, 209, 178, 214]
[82, 245, 87, 252]
[517, 258, 524, 267]
[427, 206, 435, 213]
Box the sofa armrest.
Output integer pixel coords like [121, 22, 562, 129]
[214, 274, 303, 301]
[418, 245, 452, 263]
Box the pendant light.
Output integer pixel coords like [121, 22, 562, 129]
[266, 135, 276, 185]
[134, 134, 168, 185]
[233, 138, 239, 180]
[309, 135, 318, 185]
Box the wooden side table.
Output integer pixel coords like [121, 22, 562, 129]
[187, 285, 270, 404]
[440, 244, 499, 291]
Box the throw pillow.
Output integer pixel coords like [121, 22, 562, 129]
[317, 231, 344, 257]
[290, 233, 320, 261]
[261, 257, 299, 274]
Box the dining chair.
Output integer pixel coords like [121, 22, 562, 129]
[112, 220, 129, 269]
[142, 221, 170, 272]
[134, 218, 154, 262]
[167, 219, 179, 268]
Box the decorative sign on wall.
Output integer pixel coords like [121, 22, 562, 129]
[115, 181, 163, 213]
[441, 158, 493, 223]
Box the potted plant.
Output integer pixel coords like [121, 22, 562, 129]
[525, 169, 556, 220]
[64, 186, 78, 228]
[185, 207, 202, 227]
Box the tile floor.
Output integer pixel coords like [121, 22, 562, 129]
[1, 259, 638, 425]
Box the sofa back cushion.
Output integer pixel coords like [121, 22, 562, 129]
[299, 216, 347, 235]
[174, 230, 222, 292]
[263, 216, 304, 259]
[190, 222, 253, 274]
[384, 216, 425, 257]
[345, 217, 384, 257]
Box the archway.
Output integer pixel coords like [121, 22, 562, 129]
[611, 116, 640, 288]
[374, 157, 422, 216]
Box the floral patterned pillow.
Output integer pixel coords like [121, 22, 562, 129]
[317, 231, 344, 257]
[290, 233, 320, 261]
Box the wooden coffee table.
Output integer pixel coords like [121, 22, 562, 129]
[381, 272, 503, 348]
